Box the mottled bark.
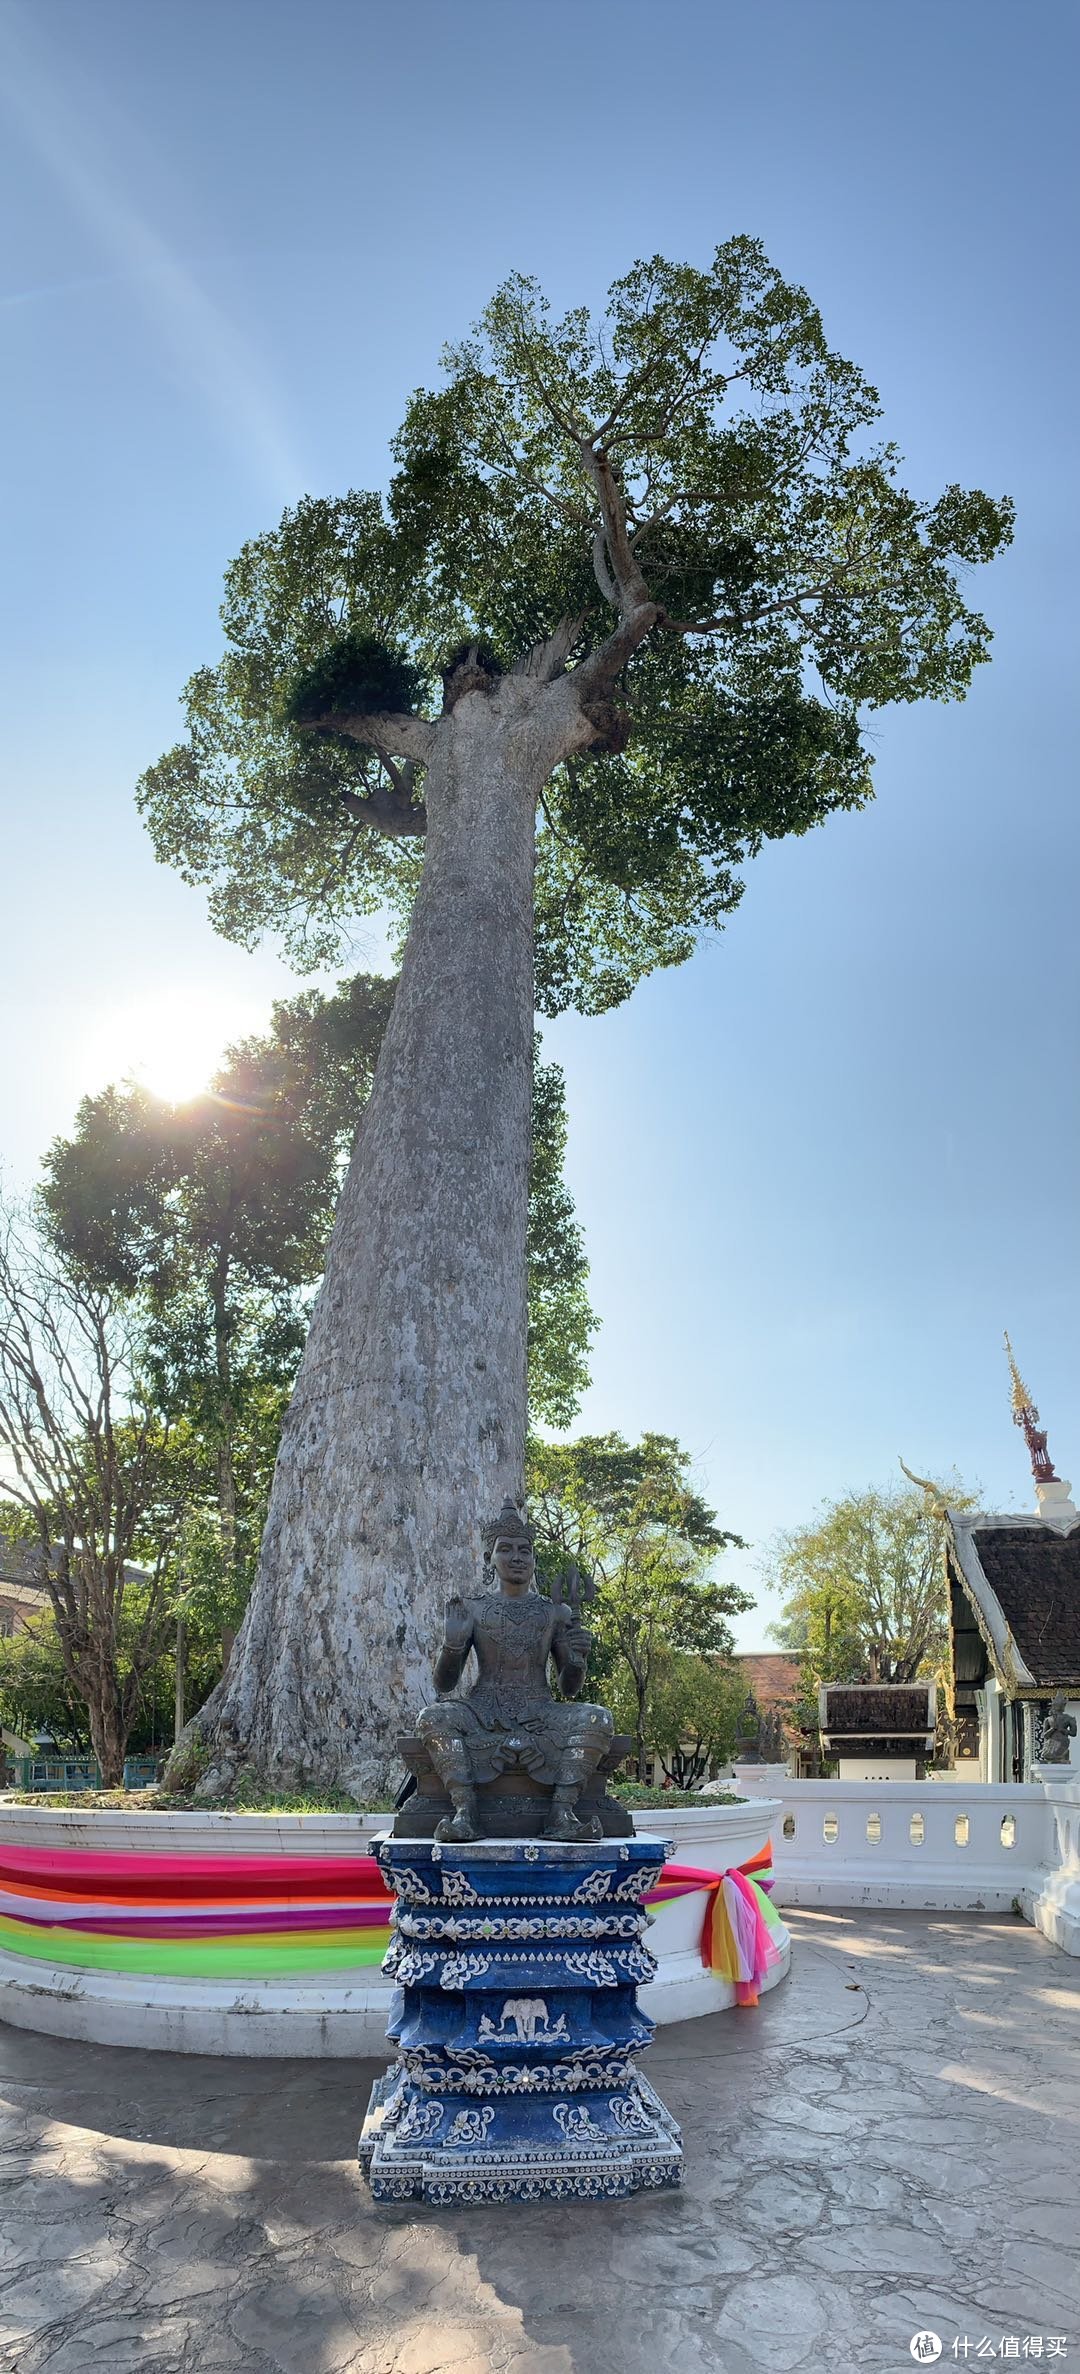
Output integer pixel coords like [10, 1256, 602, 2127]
[192, 675, 593, 1797]
[211, 1255, 239, 1589]
[86, 1664, 126, 1789]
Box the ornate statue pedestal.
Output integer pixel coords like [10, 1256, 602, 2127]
[358, 1834, 683, 2204]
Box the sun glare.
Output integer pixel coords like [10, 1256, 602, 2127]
[77, 990, 265, 1108]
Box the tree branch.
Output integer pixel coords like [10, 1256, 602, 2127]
[513, 614, 589, 685]
[571, 601, 660, 697]
[294, 711, 436, 766]
[590, 529, 618, 608]
[338, 782, 427, 840]
[578, 443, 653, 615]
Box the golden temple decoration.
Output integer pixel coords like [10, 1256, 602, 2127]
[1003, 1331, 1059, 1483]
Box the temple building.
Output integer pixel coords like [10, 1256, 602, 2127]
[817, 1682, 937, 1780]
[944, 1339, 1080, 1782]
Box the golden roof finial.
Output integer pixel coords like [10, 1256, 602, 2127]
[1003, 1330, 1059, 1483]
[1004, 1330, 1031, 1421]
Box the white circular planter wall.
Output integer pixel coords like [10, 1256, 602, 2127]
[0, 1800, 789, 2056]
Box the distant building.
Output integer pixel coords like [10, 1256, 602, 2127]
[733, 1653, 802, 1724]
[817, 1681, 937, 1780]
[944, 1340, 1080, 1782]
[0, 1530, 51, 1640]
[0, 1522, 151, 1640]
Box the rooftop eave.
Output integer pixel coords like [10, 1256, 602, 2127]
[946, 1506, 1057, 1692]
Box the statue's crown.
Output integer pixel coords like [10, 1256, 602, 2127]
[484, 1497, 534, 1552]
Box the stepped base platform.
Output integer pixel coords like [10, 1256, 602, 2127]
[358, 1832, 683, 2204]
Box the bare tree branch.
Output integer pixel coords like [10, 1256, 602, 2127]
[294, 711, 436, 766]
[339, 782, 427, 839]
[571, 601, 661, 697]
[578, 443, 653, 615]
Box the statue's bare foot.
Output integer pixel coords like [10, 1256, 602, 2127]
[435, 1807, 479, 1843]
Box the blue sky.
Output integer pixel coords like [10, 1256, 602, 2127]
[2, 0, 1077, 1646]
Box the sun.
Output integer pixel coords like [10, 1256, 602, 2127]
[77, 989, 265, 1107]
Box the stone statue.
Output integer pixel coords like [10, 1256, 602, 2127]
[757, 1708, 787, 1765]
[1039, 1691, 1078, 1766]
[399, 1501, 624, 1843]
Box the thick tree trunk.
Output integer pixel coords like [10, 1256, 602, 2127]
[192, 692, 546, 1797]
[211, 1260, 239, 1586]
[174, 1615, 186, 1744]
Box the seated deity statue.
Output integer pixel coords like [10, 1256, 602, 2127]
[413, 1501, 615, 1843]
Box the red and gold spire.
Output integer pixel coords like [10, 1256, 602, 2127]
[1004, 1332, 1060, 1485]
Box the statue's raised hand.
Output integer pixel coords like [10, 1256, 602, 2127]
[443, 1594, 472, 1650]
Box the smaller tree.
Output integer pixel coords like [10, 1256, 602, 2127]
[529, 1431, 749, 1778]
[0, 1212, 192, 1783]
[0, 1603, 90, 1752]
[646, 1650, 746, 1787]
[766, 1479, 973, 1690]
[39, 975, 392, 1606]
[42, 981, 595, 1649]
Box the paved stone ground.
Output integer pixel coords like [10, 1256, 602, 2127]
[1, 1910, 1078, 2374]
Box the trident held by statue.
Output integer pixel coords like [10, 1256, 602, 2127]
[549, 1560, 596, 1620]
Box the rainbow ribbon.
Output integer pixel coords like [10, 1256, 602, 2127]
[647, 1843, 784, 2005]
[0, 1843, 780, 1999]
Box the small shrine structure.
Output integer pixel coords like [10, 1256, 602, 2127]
[817, 1682, 937, 1780]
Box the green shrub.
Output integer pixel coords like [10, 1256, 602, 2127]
[284, 636, 424, 731]
[610, 1783, 744, 1810]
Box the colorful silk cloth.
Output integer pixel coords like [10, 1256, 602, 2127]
[646, 1842, 785, 2005]
[0, 1842, 782, 2001]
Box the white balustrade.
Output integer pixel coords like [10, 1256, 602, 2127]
[1030, 1769, 1080, 1954]
[740, 1778, 1055, 1916]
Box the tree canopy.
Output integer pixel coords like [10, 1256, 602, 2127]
[529, 1430, 749, 1778]
[644, 1650, 747, 1789]
[138, 238, 1013, 1014]
[766, 1478, 973, 1690]
[41, 975, 594, 1490]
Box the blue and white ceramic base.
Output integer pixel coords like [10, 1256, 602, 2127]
[358, 1834, 683, 2204]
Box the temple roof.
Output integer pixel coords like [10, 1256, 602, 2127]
[0, 1530, 149, 1599]
[819, 1683, 936, 1751]
[0, 1535, 49, 1590]
[946, 1512, 1080, 1691]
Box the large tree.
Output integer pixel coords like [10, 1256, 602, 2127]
[40, 981, 593, 1738]
[139, 239, 1011, 1794]
[766, 1478, 974, 1689]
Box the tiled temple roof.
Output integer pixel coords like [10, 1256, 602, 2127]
[822, 1685, 935, 1737]
[947, 1514, 1080, 1691]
